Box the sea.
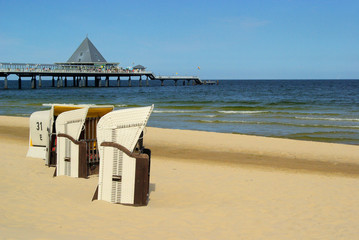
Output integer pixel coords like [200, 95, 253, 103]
[0, 79, 358, 145]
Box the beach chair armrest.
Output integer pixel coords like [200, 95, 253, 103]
[57, 133, 84, 146]
[100, 142, 149, 160]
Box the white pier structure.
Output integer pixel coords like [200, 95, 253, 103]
[0, 62, 204, 89]
[0, 37, 207, 89]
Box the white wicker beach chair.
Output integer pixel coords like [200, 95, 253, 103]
[27, 110, 51, 160]
[56, 107, 89, 178]
[97, 105, 154, 206]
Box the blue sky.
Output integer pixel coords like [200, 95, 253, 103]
[0, 0, 358, 79]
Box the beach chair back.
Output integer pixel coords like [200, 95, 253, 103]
[27, 110, 51, 160]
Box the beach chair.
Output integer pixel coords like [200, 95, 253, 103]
[26, 104, 113, 167]
[27, 110, 52, 160]
[56, 108, 89, 178]
[55, 105, 114, 178]
[96, 105, 154, 206]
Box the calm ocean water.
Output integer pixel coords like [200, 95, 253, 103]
[0, 79, 358, 145]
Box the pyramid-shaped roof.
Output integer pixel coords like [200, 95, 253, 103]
[67, 37, 107, 63]
[133, 64, 146, 69]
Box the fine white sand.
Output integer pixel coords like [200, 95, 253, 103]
[1, 116, 359, 239]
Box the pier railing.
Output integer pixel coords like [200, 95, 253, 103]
[0, 62, 151, 75]
[0, 62, 206, 88]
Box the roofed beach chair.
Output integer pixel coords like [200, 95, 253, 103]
[26, 104, 113, 168]
[55, 105, 114, 178]
[56, 108, 89, 178]
[96, 105, 154, 206]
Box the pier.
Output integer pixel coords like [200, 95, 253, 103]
[0, 37, 214, 89]
[0, 63, 204, 89]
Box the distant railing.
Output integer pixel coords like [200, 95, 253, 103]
[156, 75, 200, 80]
[0, 63, 202, 84]
[0, 69, 152, 74]
[0, 63, 150, 74]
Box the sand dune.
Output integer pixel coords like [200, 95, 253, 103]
[1, 116, 359, 239]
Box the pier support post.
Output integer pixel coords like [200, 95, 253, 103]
[73, 76, 76, 87]
[183, 80, 185, 86]
[217, 80, 219, 85]
[105, 76, 109, 87]
[52, 76, 55, 87]
[117, 76, 121, 87]
[161, 80, 164, 86]
[31, 76, 36, 89]
[18, 76, 22, 89]
[38, 75, 42, 88]
[98, 76, 102, 87]
[139, 75, 142, 87]
[79, 77, 83, 88]
[64, 76, 68, 87]
[57, 76, 61, 88]
[4, 75, 8, 89]
[187, 80, 190, 86]
[174, 80, 178, 86]
[95, 76, 99, 87]
[128, 76, 131, 87]
[85, 76, 88, 87]
[146, 76, 149, 87]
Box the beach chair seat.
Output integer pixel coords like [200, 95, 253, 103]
[97, 105, 154, 206]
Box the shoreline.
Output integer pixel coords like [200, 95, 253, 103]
[1, 112, 358, 146]
[1, 115, 359, 176]
[1, 115, 359, 239]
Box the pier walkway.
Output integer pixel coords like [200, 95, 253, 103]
[0, 63, 204, 89]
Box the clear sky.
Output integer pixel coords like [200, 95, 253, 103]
[0, 0, 358, 79]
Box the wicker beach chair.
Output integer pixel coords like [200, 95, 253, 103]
[96, 105, 154, 206]
[56, 108, 89, 178]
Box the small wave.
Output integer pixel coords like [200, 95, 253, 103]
[189, 120, 249, 124]
[153, 110, 198, 113]
[218, 106, 267, 111]
[124, 104, 143, 108]
[268, 100, 309, 106]
[218, 110, 267, 114]
[220, 100, 262, 105]
[42, 103, 75, 106]
[157, 100, 214, 104]
[204, 115, 217, 118]
[295, 116, 359, 122]
[270, 111, 340, 116]
[116, 104, 128, 107]
[159, 105, 204, 110]
[188, 119, 359, 129]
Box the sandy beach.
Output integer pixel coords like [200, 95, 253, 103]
[1, 115, 359, 239]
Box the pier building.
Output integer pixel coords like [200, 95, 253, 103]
[0, 37, 210, 89]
